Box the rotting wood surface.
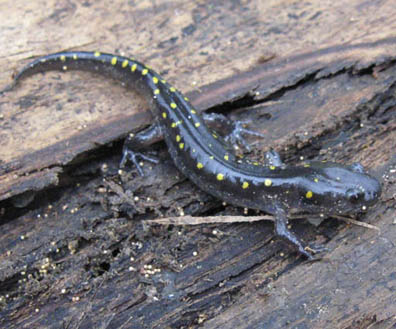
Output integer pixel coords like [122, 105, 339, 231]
[0, 1, 395, 328]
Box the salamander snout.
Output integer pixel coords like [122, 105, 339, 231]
[315, 163, 382, 214]
[346, 186, 380, 205]
[364, 177, 381, 204]
[347, 174, 381, 209]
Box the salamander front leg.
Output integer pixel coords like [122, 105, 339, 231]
[203, 113, 265, 151]
[120, 124, 162, 176]
[274, 207, 325, 259]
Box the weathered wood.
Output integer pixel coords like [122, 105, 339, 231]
[0, 0, 395, 328]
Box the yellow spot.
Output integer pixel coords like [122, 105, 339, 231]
[314, 178, 319, 183]
[170, 102, 177, 109]
[162, 112, 167, 119]
[176, 120, 182, 126]
[111, 57, 117, 65]
[171, 122, 177, 128]
[176, 135, 181, 142]
[270, 165, 276, 170]
[212, 133, 218, 139]
[131, 64, 137, 72]
[191, 109, 196, 114]
[142, 68, 148, 75]
[216, 173, 224, 181]
[170, 87, 176, 92]
[72, 54, 77, 60]
[224, 154, 229, 161]
[122, 60, 129, 68]
[304, 163, 310, 168]
[264, 179, 272, 187]
[179, 143, 184, 149]
[184, 97, 189, 101]
[195, 122, 201, 128]
[242, 181, 249, 189]
[94, 51, 101, 57]
[60, 55, 66, 62]
[153, 77, 159, 84]
[145, 65, 152, 69]
[197, 162, 203, 169]
[306, 191, 313, 199]
[161, 79, 166, 83]
[253, 162, 259, 166]
[154, 89, 160, 95]
[209, 156, 214, 160]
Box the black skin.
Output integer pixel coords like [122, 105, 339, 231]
[1, 51, 382, 259]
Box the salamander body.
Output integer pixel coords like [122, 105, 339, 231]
[3, 51, 381, 258]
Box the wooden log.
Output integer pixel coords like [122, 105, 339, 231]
[0, 1, 395, 328]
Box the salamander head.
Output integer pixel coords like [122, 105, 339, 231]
[294, 162, 381, 215]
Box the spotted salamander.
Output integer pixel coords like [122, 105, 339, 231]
[1, 51, 381, 259]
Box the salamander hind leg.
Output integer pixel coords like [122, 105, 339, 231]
[203, 113, 265, 151]
[120, 124, 162, 176]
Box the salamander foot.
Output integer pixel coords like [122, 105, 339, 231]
[224, 119, 265, 151]
[120, 148, 159, 176]
[202, 113, 265, 151]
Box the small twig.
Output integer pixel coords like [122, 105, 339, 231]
[331, 215, 380, 231]
[148, 214, 380, 232]
[119, 315, 135, 329]
[149, 215, 274, 225]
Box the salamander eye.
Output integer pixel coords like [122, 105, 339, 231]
[346, 188, 364, 204]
